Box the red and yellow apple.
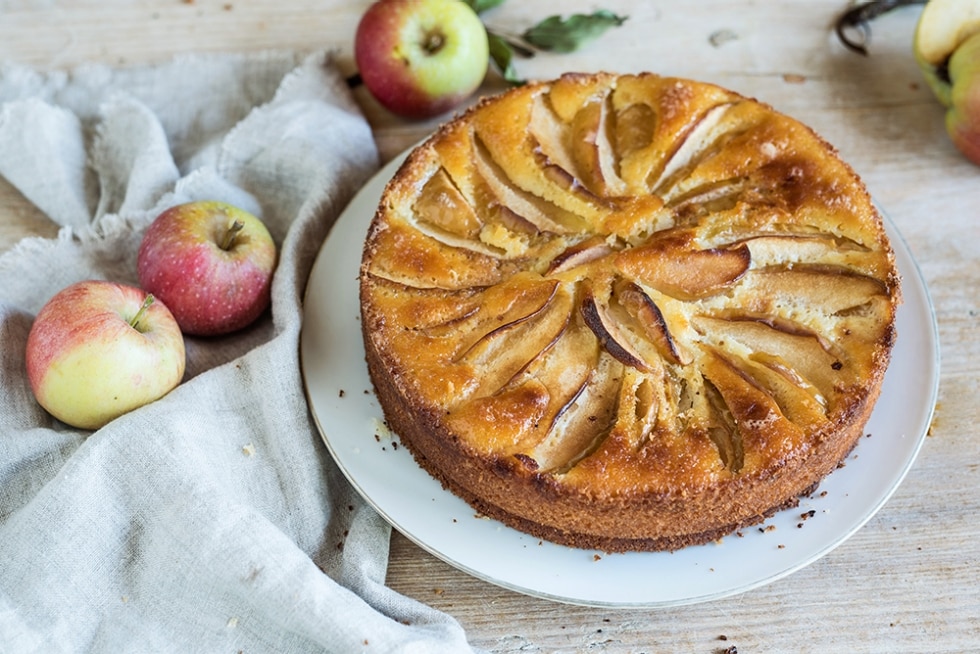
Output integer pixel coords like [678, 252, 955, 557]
[914, 0, 980, 165]
[137, 201, 277, 336]
[354, 0, 490, 119]
[25, 280, 186, 430]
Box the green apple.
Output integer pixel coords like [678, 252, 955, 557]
[354, 0, 490, 119]
[914, 0, 980, 164]
[25, 281, 186, 430]
[137, 201, 277, 336]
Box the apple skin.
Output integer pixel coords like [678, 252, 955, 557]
[354, 0, 489, 119]
[25, 280, 186, 430]
[137, 201, 277, 336]
[913, 0, 980, 165]
[945, 32, 980, 165]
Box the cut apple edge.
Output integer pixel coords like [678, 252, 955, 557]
[915, 0, 980, 66]
[581, 290, 652, 373]
[617, 282, 693, 366]
[914, 0, 980, 104]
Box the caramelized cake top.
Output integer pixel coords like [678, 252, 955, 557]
[360, 72, 899, 504]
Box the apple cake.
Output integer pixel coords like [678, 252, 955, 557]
[359, 72, 901, 552]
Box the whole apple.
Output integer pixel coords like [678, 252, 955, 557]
[354, 0, 490, 119]
[914, 0, 980, 165]
[944, 32, 980, 165]
[137, 201, 277, 336]
[25, 280, 186, 430]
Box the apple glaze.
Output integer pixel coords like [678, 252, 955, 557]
[359, 72, 901, 552]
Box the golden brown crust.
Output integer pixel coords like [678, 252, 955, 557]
[359, 72, 900, 552]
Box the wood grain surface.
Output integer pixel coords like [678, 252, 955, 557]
[2, 1, 977, 652]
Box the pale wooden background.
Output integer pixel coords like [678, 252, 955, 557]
[2, 1, 978, 652]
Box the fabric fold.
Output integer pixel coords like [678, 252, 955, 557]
[0, 98, 94, 229]
[0, 51, 482, 653]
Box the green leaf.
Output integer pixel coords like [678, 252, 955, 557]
[462, 0, 508, 14]
[488, 32, 524, 85]
[522, 10, 628, 54]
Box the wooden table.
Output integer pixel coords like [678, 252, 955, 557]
[2, 1, 977, 651]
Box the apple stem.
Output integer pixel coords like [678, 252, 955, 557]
[486, 29, 538, 58]
[221, 220, 245, 250]
[834, 0, 926, 56]
[424, 32, 445, 55]
[130, 294, 154, 330]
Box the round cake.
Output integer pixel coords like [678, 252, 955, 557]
[359, 72, 901, 552]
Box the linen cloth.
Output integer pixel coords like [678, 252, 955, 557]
[0, 52, 481, 653]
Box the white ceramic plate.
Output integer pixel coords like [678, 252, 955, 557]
[300, 151, 940, 608]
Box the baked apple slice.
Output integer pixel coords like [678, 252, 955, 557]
[616, 230, 751, 300]
[546, 236, 614, 275]
[472, 136, 583, 235]
[568, 95, 627, 196]
[413, 167, 481, 238]
[615, 282, 692, 365]
[523, 354, 622, 473]
[581, 286, 654, 372]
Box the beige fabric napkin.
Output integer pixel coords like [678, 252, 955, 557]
[0, 52, 479, 653]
